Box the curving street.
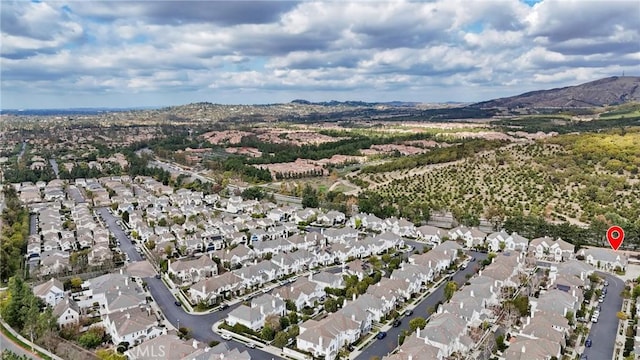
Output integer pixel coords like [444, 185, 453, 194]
[0, 330, 41, 360]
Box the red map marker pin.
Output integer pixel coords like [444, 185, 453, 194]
[606, 226, 624, 251]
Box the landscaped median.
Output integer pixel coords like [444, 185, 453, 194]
[212, 320, 313, 360]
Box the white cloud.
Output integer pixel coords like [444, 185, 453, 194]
[1, 0, 638, 108]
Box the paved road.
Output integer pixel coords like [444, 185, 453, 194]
[0, 327, 41, 359]
[49, 159, 59, 179]
[29, 214, 37, 235]
[96, 207, 142, 262]
[357, 250, 489, 359]
[67, 186, 85, 204]
[581, 272, 625, 360]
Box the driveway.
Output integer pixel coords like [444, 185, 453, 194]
[581, 272, 625, 360]
[356, 250, 488, 359]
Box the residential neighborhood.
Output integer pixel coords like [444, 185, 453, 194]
[2, 175, 638, 360]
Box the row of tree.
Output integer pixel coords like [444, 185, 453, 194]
[0, 275, 57, 344]
[361, 139, 508, 174]
[0, 185, 29, 284]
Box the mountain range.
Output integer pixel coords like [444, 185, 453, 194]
[469, 76, 640, 109]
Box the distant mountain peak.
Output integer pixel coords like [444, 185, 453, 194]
[470, 76, 640, 109]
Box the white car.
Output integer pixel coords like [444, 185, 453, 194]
[221, 333, 232, 340]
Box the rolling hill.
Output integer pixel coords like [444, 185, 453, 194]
[470, 76, 640, 109]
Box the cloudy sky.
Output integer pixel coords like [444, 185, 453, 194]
[1, 0, 639, 109]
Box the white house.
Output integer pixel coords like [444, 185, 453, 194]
[226, 294, 285, 331]
[33, 278, 65, 307]
[579, 247, 628, 271]
[53, 296, 81, 327]
[104, 308, 165, 346]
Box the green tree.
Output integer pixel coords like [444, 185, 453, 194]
[273, 331, 289, 348]
[409, 317, 426, 333]
[145, 239, 156, 251]
[78, 327, 105, 348]
[288, 311, 298, 325]
[122, 211, 130, 224]
[241, 187, 265, 200]
[279, 316, 290, 330]
[444, 281, 457, 301]
[324, 298, 340, 313]
[302, 185, 319, 208]
[261, 325, 275, 341]
[70, 277, 83, 290]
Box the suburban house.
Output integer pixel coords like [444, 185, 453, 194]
[416, 225, 444, 244]
[225, 294, 286, 331]
[189, 272, 244, 305]
[317, 210, 346, 226]
[297, 313, 361, 360]
[33, 278, 65, 307]
[104, 307, 165, 346]
[273, 277, 325, 311]
[531, 289, 581, 317]
[416, 312, 474, 357]
[309, 271, 345, 289]
[383, 333, 445, 360]
[125, 333, 200, 360]
[168, 255, 218, 286]
[529, 237, 575, 262]
[578, 247, 628, 271]
[503, 338, 561, 360]
[53, 296, 81, 327]
[486, 230, 512, 252]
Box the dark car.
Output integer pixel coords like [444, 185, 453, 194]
[174, 300, 181, 306]
[155, 274, 161, 279]
[585, 338, 592, 347]
[392, 319, 402, 327]
[220, 303, 229, 310]
[376, 332, 387, 340]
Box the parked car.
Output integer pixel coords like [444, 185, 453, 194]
[155, 274, 161, 279]
[604, 280, 609, 286]
[392, 319, 401, 327]
[174, 300, 181, 306]
[247, 343, 256, 349]
[580, 355, 588, 360]
[221, 333, 232, 340]
[404, 309, 413, 317]
[376, 332, 387, 340]
[585, 338, 592, 347]
[220, 303, 229, 310]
